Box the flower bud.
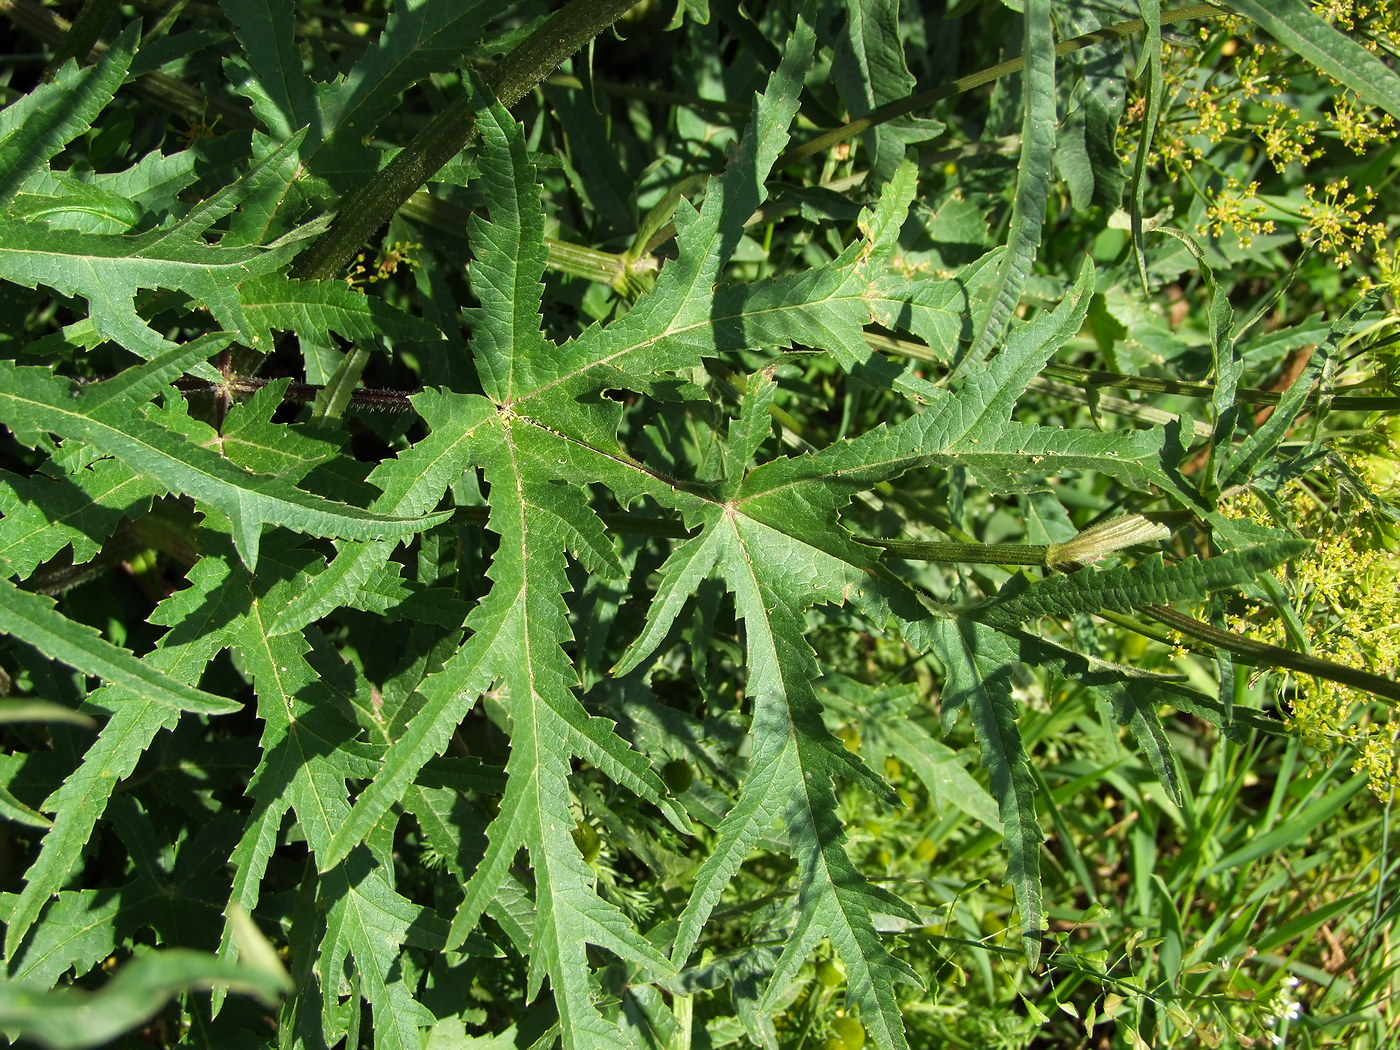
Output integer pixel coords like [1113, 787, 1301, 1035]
[1046, 515, 1171, 568]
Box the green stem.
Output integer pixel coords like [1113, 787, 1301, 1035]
[545, 237, 642, 294]
[857, 537, 1051, 566]
[871, 537, 1400, 704]
[670, 992, 693, 1050]
[290, 0, 646, 282]
[1137, 604, 1400, 704]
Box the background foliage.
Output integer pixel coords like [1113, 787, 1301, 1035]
[2, 1, 1400, 1048]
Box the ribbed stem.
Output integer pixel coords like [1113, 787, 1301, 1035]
[859, 537, 1051, 566]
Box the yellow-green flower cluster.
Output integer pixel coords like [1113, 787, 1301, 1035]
[345, 240, 423, 287]
[1199, 178, 1275, 248]
[1223, 465, 1400, 802]
[1286, 518, 1400, 801]
[1144, 2, 1397, 261]
[1330, 92, 1396, 152]
[1299, 179, 1386, 267]
[1256, 98, 1322, 170]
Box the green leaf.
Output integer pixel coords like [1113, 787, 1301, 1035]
[0, 947, 289, 1050]
[0, 361, 450, 570]
[437, 425, 683, 1022]
[216, 380, 347, 481]
[1054, 7, 1128, 211]
[0, 459, 161, 579]
[315, 27, 834, 881]
[237, 274, 447, 349]
[2, 553, 240, 960]
[828, 0, 944, 182]
[267, 388, 496, 633]
[11, 177, 145, 234]
[668, 507, 920, 1048]
[971, 541, 1310, 627]
[958, 0, 1057, 377]
[0, 574, 238, 715]
[468, 98, 553, 405]
[4, 890, 120, 987]
[823, 677, 1002, 829]
[220, 0, 319, 141]
[0, 135, 315, 363]
[318, 861, 437, 1050]
[3, 704, 181, 966]
[929, 618, 1045, 968]
[0, 27, 137, 203]
[211, 548, 436, 1048]
[315, 96, 692, 1047]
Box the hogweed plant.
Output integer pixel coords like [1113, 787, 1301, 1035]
[1, 0, 1399, 1048]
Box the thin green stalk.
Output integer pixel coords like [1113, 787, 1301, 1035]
[1040, 363, 1400, 413]
[291, 0, 646, 282]
[544, 238, 641, 295]
[670, 993, 693, 1050]
[1100, 605, 1400, 705]
[775, 4, 1224, 170]
[1032, 376, 1216, 438]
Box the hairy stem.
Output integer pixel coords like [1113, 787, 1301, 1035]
[858, 537, 1052, 566]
